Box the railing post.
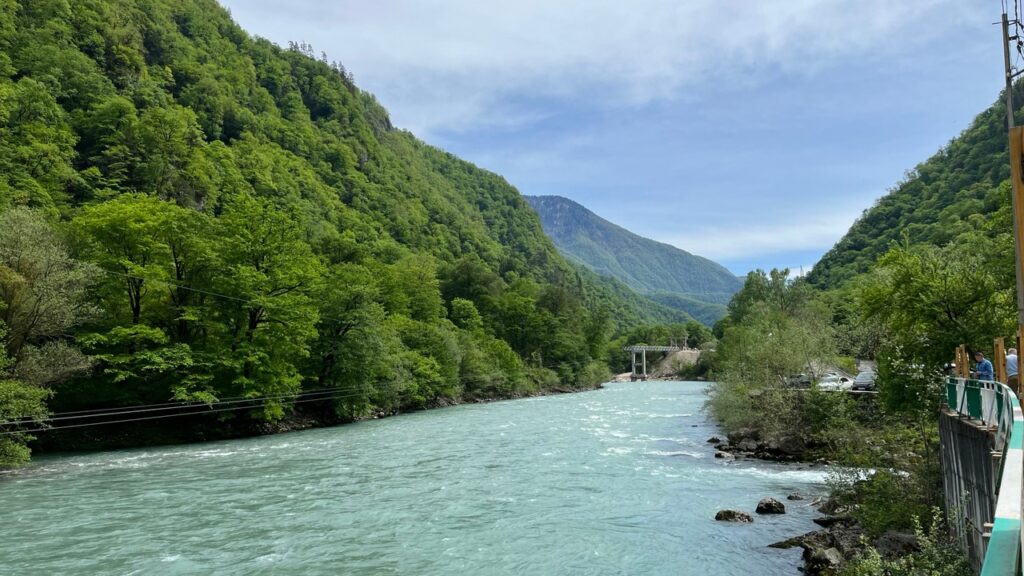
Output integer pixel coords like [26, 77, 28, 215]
[997, 337, 1008, 385]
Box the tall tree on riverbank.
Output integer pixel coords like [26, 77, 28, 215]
[0, 209, 96, 466]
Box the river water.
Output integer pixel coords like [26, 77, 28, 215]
[3, 381, 829, 575]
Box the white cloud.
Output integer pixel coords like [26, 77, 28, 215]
[222, 0, 978, 136]
[655, 209, 861, 261]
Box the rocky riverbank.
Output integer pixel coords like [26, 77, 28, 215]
[708, 427, 810, 462]
[767, 502, 919, 575]
[710, 427, 919, 575]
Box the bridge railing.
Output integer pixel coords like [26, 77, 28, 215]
[946, 377, 1023, 576]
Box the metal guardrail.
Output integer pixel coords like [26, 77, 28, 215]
[946, 377, 1023, 576]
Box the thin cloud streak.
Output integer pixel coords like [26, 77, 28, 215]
[656, 210, 862, 261]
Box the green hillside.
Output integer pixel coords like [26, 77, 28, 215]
[525, 195, 741, 324]
[0, 0, 689, 465]
[808, 83, 1024, 289]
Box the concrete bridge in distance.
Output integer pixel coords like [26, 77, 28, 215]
[623, 345, 680, 381]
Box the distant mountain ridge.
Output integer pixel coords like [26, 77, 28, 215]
[525, 195, 742, 324]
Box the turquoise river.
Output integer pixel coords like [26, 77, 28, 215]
[3, 381, 830, 575]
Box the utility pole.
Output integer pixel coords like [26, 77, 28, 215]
[1002, 10, 1024, 351]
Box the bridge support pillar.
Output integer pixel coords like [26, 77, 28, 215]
[624, 345, 680, 382]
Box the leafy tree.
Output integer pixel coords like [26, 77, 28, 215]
[213, 193, 324, 419]
[684, 320, 712, 349]
[310, 263, 394, 416]
[0, 208, 97, 367]
[130, 105, 209, 204]
[73, 94, 138, 193]
[0, 209, 96, 468]
[449, 297, 483, 332]
[74, 193, 174, 325]
[0, 77, 77, 211]
[77, 324, 200, 400]
[859, 236, 1014, 415]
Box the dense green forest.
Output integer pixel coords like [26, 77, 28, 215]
[0, 0, 697, 467]
[525, 195, 741, 324]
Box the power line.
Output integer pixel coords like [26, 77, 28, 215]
[0, 389, 372, 430]
[31, 385, 367, 418]
[0, 386, 372, 427]
[0, 391, 376, 436]
[12, 268, 531, 435]
[0, 266, 383, 431]
[38, 393, 307, 418]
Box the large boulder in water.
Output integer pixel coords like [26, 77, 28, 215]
[715, 509, 753, 522]
[756, 497, 786, 514]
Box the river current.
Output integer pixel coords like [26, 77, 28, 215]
[3, 381, 829, 575]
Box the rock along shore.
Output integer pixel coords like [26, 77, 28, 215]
[709, 427, 914, 575]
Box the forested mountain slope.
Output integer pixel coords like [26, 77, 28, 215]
[0, 0, 689, 464]
[807, 83, 1024, 288]
[525, 195, 741, 324]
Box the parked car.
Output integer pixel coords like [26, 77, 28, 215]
[784, 373, 812, 389]
[852, 371, 876, 391]
[818, 374, 853, 391]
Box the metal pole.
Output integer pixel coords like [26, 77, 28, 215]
[1005, 13, 1015, 130]
[1003, 12, 1024, 331]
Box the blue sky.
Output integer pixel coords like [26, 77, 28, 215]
[221, 0, 1004, 275]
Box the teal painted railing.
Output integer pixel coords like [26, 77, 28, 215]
[946, 377, 1023, 575]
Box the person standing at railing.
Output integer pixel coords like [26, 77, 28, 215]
[1007, 347, 1019, 393]
[974, 350, 994, 381]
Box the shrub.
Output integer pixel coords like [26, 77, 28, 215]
[840, 508, 971, 576]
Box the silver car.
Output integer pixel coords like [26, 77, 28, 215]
[818, 374, 852, 391]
